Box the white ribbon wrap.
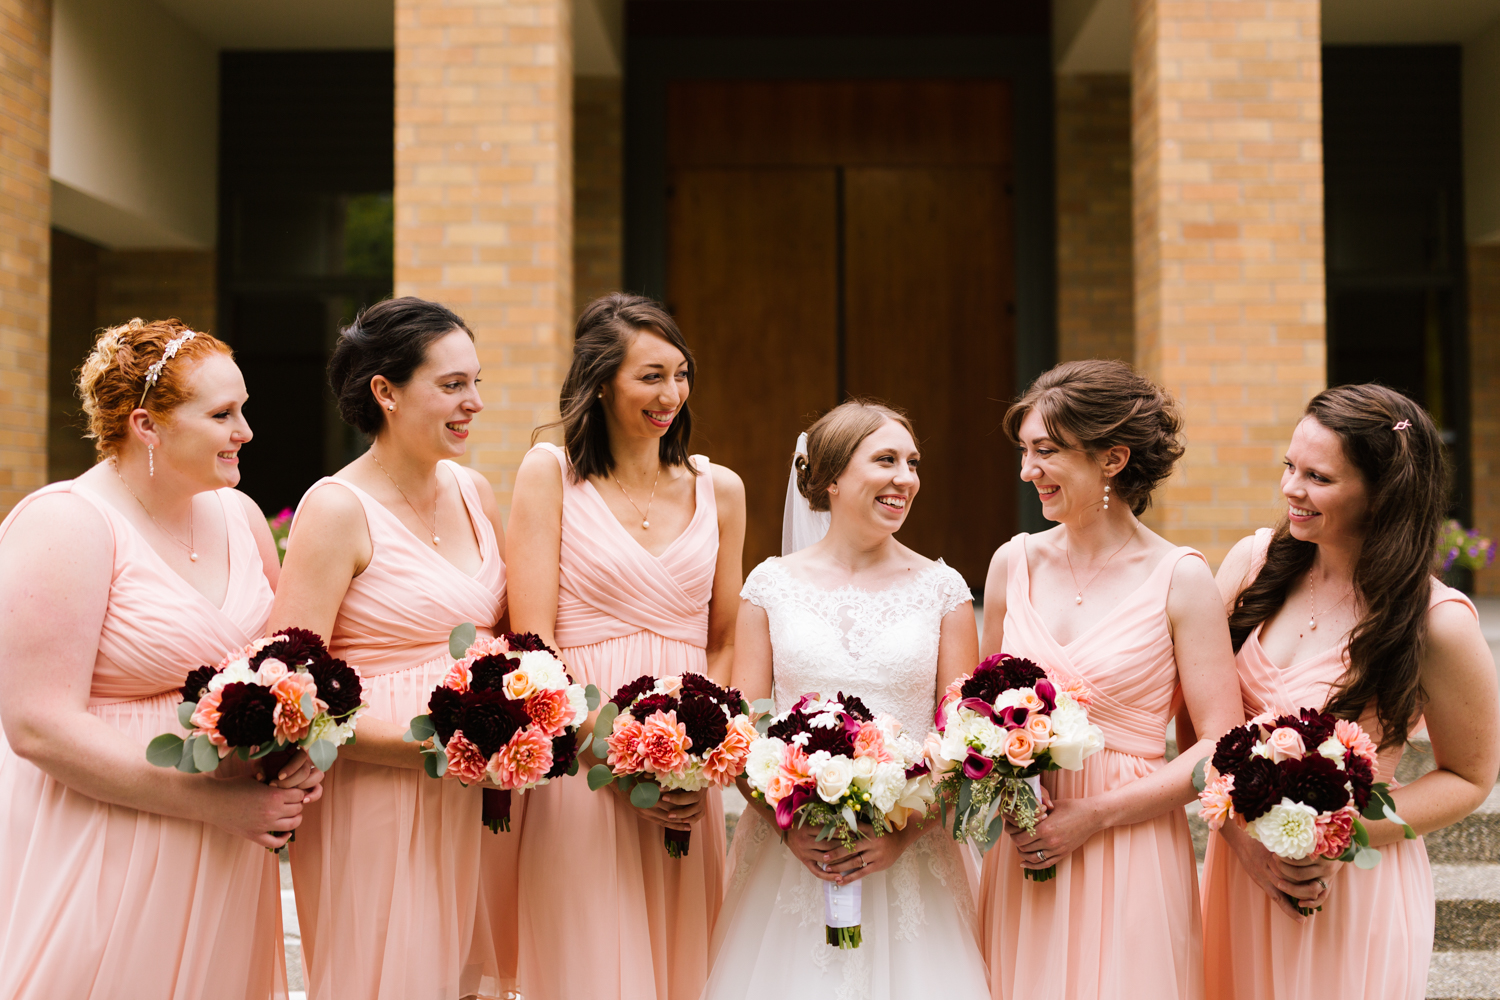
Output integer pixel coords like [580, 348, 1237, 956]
[823, 878, 861, 929]
[782, 432, 831, 556]
[1024, 773, 1043, 806]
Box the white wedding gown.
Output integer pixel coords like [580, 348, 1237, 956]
[702, 558, 991, 1000]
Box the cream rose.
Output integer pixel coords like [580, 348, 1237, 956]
[1265, 727, 1306, 763]
[815, 755, 856, 804]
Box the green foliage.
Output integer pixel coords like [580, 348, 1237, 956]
[1438, 519, 1496, 573]
[630, 780, 661, 809]
[307, 739, 337, 772]
[406, 715, 436, 743]
[449, 623, 477, 661]
[587, 764, 616, 791]
[146, 733, 185, 768]
[344, 193, 394, 278]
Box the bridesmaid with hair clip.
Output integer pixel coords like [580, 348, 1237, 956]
[1199, 384, 1499, 1000]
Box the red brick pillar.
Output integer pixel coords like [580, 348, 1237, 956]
[395, 0, 573, 507]
[1131, 0, 1326, 564]
[0, 0, 49, 509]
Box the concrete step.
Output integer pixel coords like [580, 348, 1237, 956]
[1435, 863, 1500, 951]
[1428, 950, 1500, 999]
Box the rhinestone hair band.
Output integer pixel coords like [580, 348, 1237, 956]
[137, 330, 197, 408]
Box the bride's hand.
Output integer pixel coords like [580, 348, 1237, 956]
[808, 821, 923, 885]
[784, 823, 847, 883]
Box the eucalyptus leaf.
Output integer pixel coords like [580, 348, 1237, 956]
[449, 622, 477, 661]
[592, 736, 610, 759]
[146, 733, 185, 768]
[618, 773, 638, 795]
[1352, 819, 1370, 848]
[1362, 786, 1395, 822]
[630, 780, 661, 809]
[585, 684, 601, 712]
[594, 702, 619, 737]
[754, 716, 771, 735]
[751, 698, 775, 715]
[249, 744, 275, 760]
[956, 778, 974, 820]
[1353, 845, 1382, 870]
[176, 738, 201, 774]
[407, 715, 436, 743]
[841, 805, 859, 830]
[307, 739, 337, 772]
[192, 735, 221, 773]
[300, 692, 316, 721]
[1190, 756, 1210, 794]
[980, 813, 1008, 854]
[424, 753, 442, 779]
[177, 701, 198, 730]
[587, 764, 616, 791]
[567, 756, 580, 776]
[1381, 802, 1411, 829]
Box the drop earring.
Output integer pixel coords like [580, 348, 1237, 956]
[1103, 483, 1110, 510]
[148, 445, 154, 477]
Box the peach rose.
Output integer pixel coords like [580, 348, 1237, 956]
[1333, 719, 1379, 767]
[1025, 713, 1053, 749]
[764, 771, 797, 804]
[255, 657, 289, 686]
[1266, 726, 1306, 763]
[638, 710, 691, 776]
[924, 731, 957, 775]
[525, 687, 574, 738]
[703, 716, 756, 785]
[445, 730, 490, 784]
[271, 671, 326, 743]
[605, 717, 646, 773]
[1314, 805, 1357, 858]
[853, 721, 891, 762]
[502, 665, 539, 701]
[490, 724, 554, 789]
[441, 660, 472, 693]
[1004, 728, 1036, 768]
[191, 689, 226, 747]
[1018, 690, 1046, 715]
[658, 675, 683, 696]
[1198, 769, 1235, 831]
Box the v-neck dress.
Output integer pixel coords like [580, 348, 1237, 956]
[0, 481, 285, 1000]
[1200, 527, 1473, 1000]
[287, 461, 508, 1000]
[514, 442, 726, 1000]
[979, 533, 1206, 1000]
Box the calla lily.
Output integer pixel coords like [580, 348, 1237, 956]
[962, 750, 994, 780]
[960, 697, 997, 720]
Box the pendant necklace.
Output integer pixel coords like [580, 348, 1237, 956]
[114, 461, 197, 561]
[371, 453, 441, 546]
[613, 464, 661, 530]
[1064, 525, 1138, 605]
[1307, 571, 1353, 631]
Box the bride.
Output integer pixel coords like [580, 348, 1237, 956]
[703, 400, 990, 999]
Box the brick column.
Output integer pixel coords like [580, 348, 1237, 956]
[1131, 0, 1326, 565]
[395, 0, 573, 509]
[0, 0, 49, 511]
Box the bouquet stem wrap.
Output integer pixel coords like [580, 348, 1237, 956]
[483, 788, 512, 834]
[823, 879, 862, 949]
[1019, 775, 1056, 883]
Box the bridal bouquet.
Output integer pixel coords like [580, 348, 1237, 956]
[743, 693, 934, 949]
[406, 624, 598, 832]
[146, 628, 367, 774]
[926, 653, 1104, 881]
[1194, 708, 1415, 914]
[587, 673, 756, 858]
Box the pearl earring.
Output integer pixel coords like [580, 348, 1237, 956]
[829, 485, 838, 496]
[148, 445, 154, 477]
[387, 403, 395, 412]
[1103, 483, 1110, 510]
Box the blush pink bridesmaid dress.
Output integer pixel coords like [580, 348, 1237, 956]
[979, 534, 1206, 1000]
[513, 442, 726, 1000]
[1201, 527, 1469, 999]
[288, 460, 508, 1000]
[0, 482, 286, 1000]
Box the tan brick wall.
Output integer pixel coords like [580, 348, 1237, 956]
[574, 76, 622, 314]
[0, 0, 49, 512]
[395, 0, 573, 510]
[1057, 73, 1135, 364]
[1470, 244, 1500, 596]
[1131, 0, 1326, 565]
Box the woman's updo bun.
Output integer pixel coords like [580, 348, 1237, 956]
[77, 317, 232, 460]
[796, 399, 916, 513]
[328, 296, 473, 436]
[1002, 359, 1185, 515]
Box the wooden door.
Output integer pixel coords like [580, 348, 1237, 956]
[667, 80, 1015, 583]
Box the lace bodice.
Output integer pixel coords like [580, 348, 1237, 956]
[740, 558, 972, 739]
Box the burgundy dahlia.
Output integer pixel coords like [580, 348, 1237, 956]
[253, 628, 327, 668]
[308, 657, 363, 718]
[469, 654, 517, 693]
[1212, 726, 1257, 776]
[428, 686, 464, 744]
[678, 694, 729, 753]
[215, 682, 278, 748]
[1345, 753, 1375, 811]
[611, 676, 657, 712]
[629, 694, 679, 723]
[1000, 657, 1048, 691]
[766, 709, 809, 742]
[1228, 754, 1283, 822]
[545, 730, 578, 779]
[461, 695, 526, 758]
[1278, 754, 1350, 815]
[180, 665, 219, 703]
[681, 672, 742, 712]
[501, 631, 552, 653]
[835, 693, 874, 722]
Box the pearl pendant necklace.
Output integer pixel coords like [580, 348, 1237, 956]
[613, 465, 661, 531]
[114, 461, 196, 561]
[1064, 524, 1138, 606]
[370, 453, 441, 546]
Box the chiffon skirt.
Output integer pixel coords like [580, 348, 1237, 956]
[289, 657, 501, 1000]
[515, 630, 726, 1000]
[0, 693, 287, 1000]
[703, 807, 990, 1000]
[979, 748, 1203, 1000]
[1201, 829, 1434, 999]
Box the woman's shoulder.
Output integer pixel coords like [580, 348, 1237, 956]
[740, 556, 788, 607]
[0, 481, 112, 546]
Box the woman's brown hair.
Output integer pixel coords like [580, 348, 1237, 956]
[1227, 384, 1447, 750]
[77, 318, 233, 460]
[795, 399, 916, 513]
[539, 293, 698, 482]
[1002, 359, 1185, 515]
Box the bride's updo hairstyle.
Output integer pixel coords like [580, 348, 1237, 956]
[1002, 359, 1184, 516]
[1227, 385, 1446, 750]
[795, 399, 916, 513]
[328, 296, 473, 436]
[77, 317, 233, 460]
[543, 292, 698, 482]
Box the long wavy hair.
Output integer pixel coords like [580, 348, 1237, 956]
[1226, 384, 1447, 750]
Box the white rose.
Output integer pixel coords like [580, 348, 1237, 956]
[938, 721, 971, 764]
[566, 684, 589, 727]
[870, 761, 908, 814]
[815, 755, 855, 804]
[992, 688, 1027, 712]
[745, 738, 786, 790]
[1046, 703, 1104, 770]
[1316, 736, 1347, 769]
[208, 658, 255, 693]
[1247, 798, 1319, 859]
[851, 754, 878, 784]
[875, 714, 903, 744]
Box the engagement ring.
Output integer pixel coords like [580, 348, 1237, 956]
[1036, 851, 1046, 863]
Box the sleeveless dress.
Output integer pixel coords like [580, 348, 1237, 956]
[0, 481, 285, 1000]
[1200, 527, 1470, 999]
[287, 460, 508, 1000]
[514, 442, 726, 1000]
[979, 533, 1205, 1000]
[703, 557, 991, 1000]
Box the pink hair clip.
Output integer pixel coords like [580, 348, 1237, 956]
[1392, 420, 1412, 431]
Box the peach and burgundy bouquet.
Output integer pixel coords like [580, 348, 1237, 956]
[1194, 707, 1415, 914]
[146, 627, 367, 775]
[925, 653, 1104, 881]
[742, 692, 934, 949]
[406, 624, 599, 832]
[587, 673, 756, 859]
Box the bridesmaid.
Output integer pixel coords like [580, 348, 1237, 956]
[977, 359, 1244, 1000]
[269, 298, 509, 1000]
[0, 319, 318, 998]
[508, 293, 746, 1000]
[1199, 385, 1499, 998]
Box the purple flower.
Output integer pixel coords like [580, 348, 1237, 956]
[962, 750, 994, 780]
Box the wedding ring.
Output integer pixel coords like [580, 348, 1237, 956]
[1036, 851, 1046, 863]
[1315, 877, 1328, 891]
[860, 857, 868, 870]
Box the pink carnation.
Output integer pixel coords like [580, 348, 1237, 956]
[638, 710, 691, 776]
[464, 634, 513, 659]
[490, 724, 554, 789]
[441, 660, 471, 693]
[191, 689, 226, 747]
[1199, 769, 1235, 831]
[703, 716, 755, 785]
[606, 717, 646, 772]
[525, 687, 574, 738]
[271, 670, 326, 743]
[445, 730, 490, 784]
[853, 721, 892, 762]
[1334, 719, 1379, 767]
[1314, 805, 1357, 858]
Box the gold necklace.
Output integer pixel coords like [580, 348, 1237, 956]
[613, 465, 661, 530]
[370, 453, 441, 546]
[1063, 526, 1137, 605]
[1307, 571, 1353, 631]
[113, 461, 197, 561]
